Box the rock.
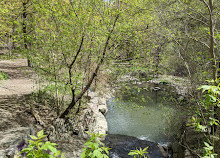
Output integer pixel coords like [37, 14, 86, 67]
[98, 104, 108, 115]
[87, 102, 95, 109]
[151, 87, 161, 91]
[157, 144, 168, 157]
[89, 111, 108, 137]
[78, 125, 88, 138]
[87, 92, 97, 98]
[161, 142, 172, 151]
[103, 93, 112, 100]
[98, 98, 106, 105]
[82, 92, 109, 137]
[90, 97, 99, 104]
[0, 127, 33, 158]
[0, 150, 5, 158]
[103, 134, 168, 158]
[55, 136, 85, 158]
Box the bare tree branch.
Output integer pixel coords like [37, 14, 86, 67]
[75, 13, 120, 103]
[68, 0, 80, 20]
[186, 35, 210, 48]
[186, 13, 209, 26]
[199, 0, 211, 14]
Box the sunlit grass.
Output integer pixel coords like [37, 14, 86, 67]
[0, 71, 9, 80]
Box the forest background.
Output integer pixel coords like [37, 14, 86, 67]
[0, 0, 220, 157]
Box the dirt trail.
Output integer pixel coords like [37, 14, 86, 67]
[0, 59, 35, 96]
[0, 59, 38, 155]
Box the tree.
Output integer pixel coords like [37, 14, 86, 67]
[20, 0, 121, 118]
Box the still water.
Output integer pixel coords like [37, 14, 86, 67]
[106, 84, 180, 144]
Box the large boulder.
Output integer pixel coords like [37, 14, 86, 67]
[0, 127, 33, 158]
[103, 134, 168, 158]
[89, 111, 108, 136]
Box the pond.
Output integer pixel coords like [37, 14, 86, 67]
[106, 83, 182, 145]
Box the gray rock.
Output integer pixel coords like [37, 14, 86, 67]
[157, 144, 168, 157]
[0, 127, 33, 158]
[103, 134, 167, 158]
[0, 150, 5, 158]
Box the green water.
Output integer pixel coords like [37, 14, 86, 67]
[106, 85, 181, 144]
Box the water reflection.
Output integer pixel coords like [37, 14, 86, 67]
[106, 84, 180, 144]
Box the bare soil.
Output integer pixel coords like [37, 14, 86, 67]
[0, 59, 35, 96]
[0, 59, 58, 132]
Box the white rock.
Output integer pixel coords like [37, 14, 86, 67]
[98, 98, 106, 105]
[98, 104, 108, 115]
[90, 97, 99, 104]
[88, 92, 97, 98]
[89, 112, 108, 137]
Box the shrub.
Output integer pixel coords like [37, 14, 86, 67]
[81, 132, 111, 158]
[19, 130, 65, 158]
[128, 147, 149, 158]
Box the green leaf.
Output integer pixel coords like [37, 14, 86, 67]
[103, 155, 109, 158]
[198, 85, 212, 93]
[208, 94, 217, 102]
[93, 142, 99, 149]
[128, 151, 138, 155]
[54, 150, 61, 156]
[29, 135, 38, 140]
[37, 130, 44, 137]
[61, 152, 66, 158]
[42, 142, 57, 153]
[21, 148, 33, 152]
[38, 135, 47, 139]
[48, 145, 57, 154]
[80, 151, 87, 158]
[93, 150, 102, 158]
[143, 147, 149, 152]
[204, 142, 213, 151]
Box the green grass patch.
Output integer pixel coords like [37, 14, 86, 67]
[159, 79, 169, 85]
[0, 71, 9, 80]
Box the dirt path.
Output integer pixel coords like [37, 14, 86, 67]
[0, 59, 35, 96]
[0, 59, 38, 157]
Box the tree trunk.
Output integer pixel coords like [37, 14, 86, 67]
[208, 0, 217, 83]
[60, 89, 76, 118]
[22, 1, 32, 67]
[207, 0, 220, 157]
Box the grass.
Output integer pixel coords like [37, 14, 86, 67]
[0, 71, 9, 80]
